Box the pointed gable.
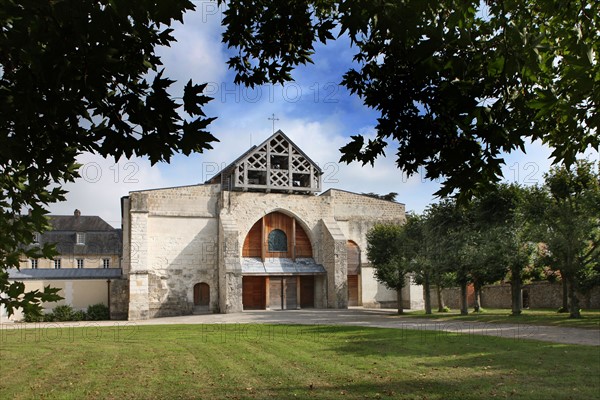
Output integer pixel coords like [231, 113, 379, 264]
[207, 130, 322, 194]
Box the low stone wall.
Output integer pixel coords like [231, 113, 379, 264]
[429, 286, 475, 310]
[480, 285, 512, 309]
[429, 282, 600, 310]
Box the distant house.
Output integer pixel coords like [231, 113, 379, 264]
[2, 209, 123, 321]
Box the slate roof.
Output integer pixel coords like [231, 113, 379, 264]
[49, 215, 115, 231]
[8, 268, 122, 280]
[26, 213, 122, 256]
[241, 257, 326, 275]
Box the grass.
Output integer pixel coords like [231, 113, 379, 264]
[0, 323, 598, 399]
[398, 308, 600, 329]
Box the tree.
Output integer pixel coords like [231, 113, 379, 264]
[425, 200, 472, 315]
[473, 184, 544, 316]
[542, 160, 600, 318]
[219, 0, 599, 199]
[401, 214, 434, 314]
[0, 0, 217, 316]
[366, 224, 410, 314]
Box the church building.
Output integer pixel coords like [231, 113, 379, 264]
[120, 131, 423, 320]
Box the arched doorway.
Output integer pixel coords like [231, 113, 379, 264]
[193, 283, 210, 307]
[347, 241, 361, 306]
[241, 211, 319, 310]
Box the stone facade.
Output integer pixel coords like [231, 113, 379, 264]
[121, 132, 423, 320]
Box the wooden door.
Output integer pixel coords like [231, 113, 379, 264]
[193, 283, 210, 306]
[285, 278, 297, 309]
[269, 277, 282, 309]
[243, 276, 266, 310]
[348, 275, 359, 306]
[300, 276, 314, 308]
[268, 277, 299, 309]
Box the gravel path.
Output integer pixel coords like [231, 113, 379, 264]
[2, 308, 599, 346]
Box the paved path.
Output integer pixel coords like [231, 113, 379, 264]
[2, 308, 599, 346]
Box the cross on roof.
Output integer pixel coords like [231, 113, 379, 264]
[268, 113, 279, 134]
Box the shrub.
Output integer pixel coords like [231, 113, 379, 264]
[23, 309, 46, 322]
[23, 305, 88, 322]
[73, 310, 87, 321]
[51, 305, 77, 321]
[441, 306, 451, 313]
[86, 303, 109, 321]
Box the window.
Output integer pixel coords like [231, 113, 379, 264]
[103, 258, 110, 269]
[76, 259, 84, 269]
[268, 229, 287, 252]
[30, 259, 38, 269]
[54, 259, 61, 269]
[76, 232, 85, 245]
[33, 233, 40, 244]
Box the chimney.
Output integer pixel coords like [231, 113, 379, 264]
[74, 209, 81, 218]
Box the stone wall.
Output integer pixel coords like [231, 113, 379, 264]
[123, 183, 418, 318]
[321, 218, 348, 308]
[485, 282, 600, 309]
[326, 190, 413, 308]
[126, 185, 221, 319]
[480, 285, 512, 308]
[327, 189, 406, 266]
[429, 287, 468, 310]
[430, 282, 600, 310]
[219, 211, 243, 313]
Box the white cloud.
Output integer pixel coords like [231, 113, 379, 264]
[48, 153, 166, 228]
[45, 6, 599, 225]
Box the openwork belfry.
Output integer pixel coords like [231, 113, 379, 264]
[211, 131, 321, 193]
[119, 130, 423, 319]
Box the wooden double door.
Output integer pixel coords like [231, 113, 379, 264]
[242, 276, 315, 310]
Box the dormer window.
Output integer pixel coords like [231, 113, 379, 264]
[76, 232, 86, 245]
[32, 232, 40, 244]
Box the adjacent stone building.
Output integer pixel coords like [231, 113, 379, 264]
[121, 131, 423, 320]
[1, 210, 123, 321]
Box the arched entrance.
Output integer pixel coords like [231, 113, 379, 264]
[241, 211, 322, 310]
[193, 283, 210, 307]
[347, 241, 361, 306]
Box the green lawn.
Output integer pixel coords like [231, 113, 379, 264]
[1, 323, 598, 399]
[398, 308, 600, 329]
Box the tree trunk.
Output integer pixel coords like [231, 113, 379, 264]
[510, 269, 522, 316]
[459, 282, 468, 315]
[423, 273, 432, 314]
[473, 282, 482, 313]
[436, 285, 445, 312]
[560, 277, 568, 312]
[567, 276, 581, 319]
[397, 284, 404, 315]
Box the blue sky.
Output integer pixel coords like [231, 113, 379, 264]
[48, 3, 598, 227]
